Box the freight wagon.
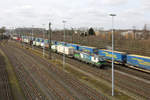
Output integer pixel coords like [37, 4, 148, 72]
[57, 45, 74, 56]
[41, 39, 55, 48]
[98, 49, 126, 63]
[23, 36, 30, 43]
[45, 39, 50, 48]
[51, 40, 57, 45]
[36, 38, 42, 46]
[66, 43, 79, 50]
[16, 37, 21, 41]
[40, 39, 45, 48]
[56, 41, 65, 45]
[33, 38, 38, 46]
[78, 46, 98, 54]
[51, 45, 57, 52]
[12, 36, 18, 40]
[127, 54, 150, 70]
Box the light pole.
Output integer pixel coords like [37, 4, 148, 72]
[109, 13, 116, 96]
[62, 20, 66, 70]
[42, 24, 45, 57]
[32, 25, 34, 50]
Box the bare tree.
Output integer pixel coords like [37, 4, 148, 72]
[0, 27, 6, 35]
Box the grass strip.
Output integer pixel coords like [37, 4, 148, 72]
[52, 59, 133, 100]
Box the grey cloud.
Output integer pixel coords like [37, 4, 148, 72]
[101, 0, 129, 6]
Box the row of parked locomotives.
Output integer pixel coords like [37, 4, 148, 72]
[12, 36, 150, 72]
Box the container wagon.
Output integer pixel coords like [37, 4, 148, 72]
[36, 38, 42, 46]
[98, 49, 126, 64]
[127, 54, 150, 71]
[78, 46, 98, 54]
[66, 43, 79, 50]
[56, 41, 66, 45]
[56, 45, 74, 57]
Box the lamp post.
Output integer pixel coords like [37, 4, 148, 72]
[42, 24, 45, 57]
[109, 13, 116, 96]
[62, 20, 66, 71]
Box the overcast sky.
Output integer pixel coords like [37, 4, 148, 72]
[0, 0, 150, 29]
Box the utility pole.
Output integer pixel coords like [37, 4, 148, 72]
[20, 27, 22, 44]
[22, 27, 25, 47]
[32, 25, 34, 49]
[42, 24, 45, 57]
[49, 22, 52, 59]
[110, 13, 116, 96]
[71, 27, 74, 43]
[13, 27, 15, 40]
[20, 27, 23, 45]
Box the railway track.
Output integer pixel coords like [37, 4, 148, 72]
[1, 45, 47, 100]
[15, 41, 150, 99]
[60, 54, 150, 99]
[17, 43, 108, 100]
[20, 55, 76, 100]
[9, 45, 79, 100]
[29, 53, 107, 100]
[1, 41, 108, 100]
[63, 57, 150, 99]
[0, 52, 13, 100]
[21, 42, 150, 80]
